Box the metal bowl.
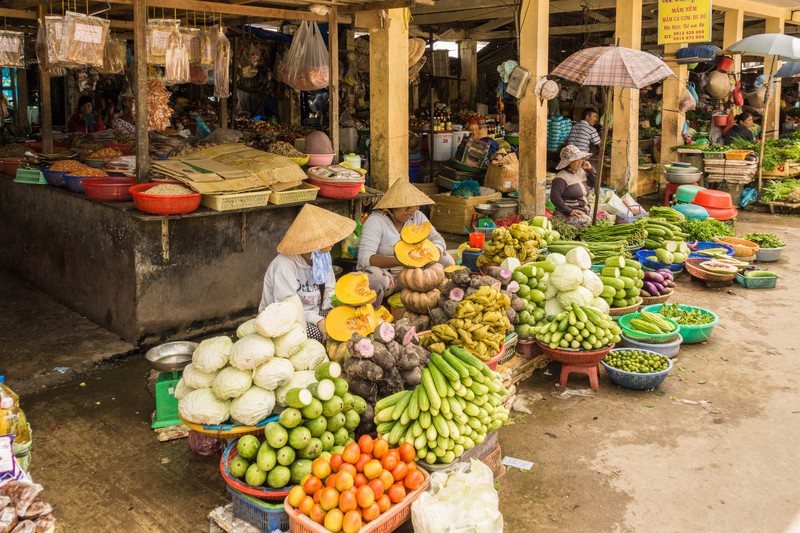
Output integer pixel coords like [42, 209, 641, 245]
[145, 341, 198, 371]
[664, 171, 702, 184]
[474, 203, 499, 215]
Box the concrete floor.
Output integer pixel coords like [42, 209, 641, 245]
[5, 210, 800, 532]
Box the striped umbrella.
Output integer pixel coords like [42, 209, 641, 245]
[550, 46, 675, 89]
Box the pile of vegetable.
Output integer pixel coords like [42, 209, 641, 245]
[421, 286, 511, 360]
[648, 206, 685, 223]
[226, 374, 366, 491]
[286, 437, 425, 532]
[640, 269, 675, 298]
[394, 222, 445, 315]
[628, 311, 677, 335]
[761, 178, 800, 203]
[729, 134, 800, 172]
[476, 222, 542, 266]
[547, 240, 628, 265]
[597, 256, 644, 308]
[604, 349, 669, 374]
[374, 346, 509, 464]
[580, 219, 648, 247]
[431, 265, 523, 327]
[532, 303, 622, 350]
[644, 240, 690, 266]
[656, 304, 714, 325]
[741, 232, 786, 248]
[540, 247, 612, 316]
[326, 273, 379, 342]
[177, 297, 331, 426]
[530, 215, 561, 247]
[678, 218, 733, 242]
[642, 218, 689, 250]
[510, 262, 551, 340]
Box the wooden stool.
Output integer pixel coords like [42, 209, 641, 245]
[559, 363, 600, 390]
[663, 183, 680, 205]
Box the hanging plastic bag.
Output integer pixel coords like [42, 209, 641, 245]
[180, 27, 201, 65]
[59, 11, 110, 67]
[146, 19, 178, 65]
[96, 38, 126, 74]
[200, 27, 216, 66]
[686, 82, 699, 105]
[679, 88, 696, 112]
[213, 27, 231, 97]
[411, 459, 503, 533]
[282, 21, 329, 91]
[190, 64, 209, 85]
[733, 79, 744, 106]
[0, 31, 24, 68]
[165, 25, 190, 85]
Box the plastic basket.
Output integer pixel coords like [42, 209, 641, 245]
[269, 183, 319, 205]
[736, 273, 777, 289]
[181, 414, 276, 438]
[641, 304, 718, 344]
[42, 168, 67, 187]
[725, 149, 753, 160]
[285, 468, 430, 533]
[635, 250, 684, 273]
[230, 488, 290, 532]
[684, 258, 737, 282]
[461, 250, 481, 271]
[220, 436, 295, 501]
[618, 313, 681, 344]
[713, 236, 759, 256]
[619, 332, 682, 358]
[472, 225, 496, 240]
[499, 333, 517, 365]
[201, 190, 271, 211]
[129, 183, 202, 215]
[755, 247, 783, 263]
[703, 151, 726, 160]
[689, 241, 735, 258]
[485, 344, 506, 371]
[601, 349, 673, 390]
[13, 168, 47, 185]
[535, 341, 613, 365]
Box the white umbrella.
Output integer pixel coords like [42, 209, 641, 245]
[725, 33, 800, 194]
[774, 61, 800, 79]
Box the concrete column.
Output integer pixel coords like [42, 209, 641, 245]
[660, 44, 688, 173]
[764, 17, 785, 140]
[610, 0, 642, 194]
[517, 0, 549, 218]
[723, 9, 744, 73]
[459, 39, 477, 109]
[329, 10, 340, 155]
[358, 9, 409, 191]
[133, 0, 149, 183]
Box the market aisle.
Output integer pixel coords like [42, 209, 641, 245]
[498, 211, 800, 533]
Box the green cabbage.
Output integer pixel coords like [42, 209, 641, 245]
[178, 388, 230, 425]
[590, 297, 610, 314]
[255, 301, 297, 338]
[229, 334, 275, 370]
[545, 253, 566, 266]
[556, 286, 593, 308]
[566, 247, 592, 270]
[192, 335, 232, 372]
[273, 323, 307, 358]
[182, 363, 218, 389]
[289, 339, 328, 371]
[582, 270, 604, 297]
[236, 319, 257, 339]
[550, 263, 584, 291]
[230, 387, 276, 426]
[211, 366, 253, 399]
[544, 298, 564, 317]
[253, 358, 295, 391]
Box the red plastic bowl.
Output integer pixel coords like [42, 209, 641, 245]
[128, 183, 201, 215]
[2, 158, 26, 176]
[307, 177, 363, 199]
[535, 341, 614, 365]
[692, 189, 733, 209]
[82, 177, 135, 202]
[701, 205, 738, 221]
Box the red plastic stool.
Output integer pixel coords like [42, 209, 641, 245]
[663, 183, 680, 205]
[559, 363, 600, 390]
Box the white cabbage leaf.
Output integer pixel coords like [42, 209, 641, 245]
[192, 336, 233, 373]
[229, 387, 276, 426]
[252, 358, 296, 391]
[182, 363, 218, 389]
[211, 366, 253, 399]
[236, 318, 257, 339]
[178, 388, 230, 425]
[255, 301, 297, 338]
[273, 323, 308, 358]
[289, 339, 328, 371]
[229, 334, 275, 370]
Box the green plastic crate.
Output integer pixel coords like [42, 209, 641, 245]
[13, 168, 47, 185]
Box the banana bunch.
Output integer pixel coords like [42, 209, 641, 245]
[478, 223, 542, 266]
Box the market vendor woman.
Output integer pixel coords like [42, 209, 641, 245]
[358, 180, 454, 305]
[67, 95, 106, 134]
[550, 144, 596, 225]
[259, 204, 355, 342]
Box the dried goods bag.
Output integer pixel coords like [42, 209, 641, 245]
[96, 38, 126, 74]
[282, 21, 329, 91]
[59, 11, 110, 67]
[165, 25, 190, 85]
[146, 19, 178, 65]
[0, 31, 25, 68]
[213, 27, 231, 98]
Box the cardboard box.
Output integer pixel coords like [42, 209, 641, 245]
[484, 153, 519, 192]
[414, 183, 439, 197]
[430, 190, 502, 235]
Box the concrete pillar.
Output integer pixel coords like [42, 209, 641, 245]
[358, 9, 409, 191]
[132, 0, 149, 182]
[723, 9, 744, 73]
[459, 39, 477, 109]
[517, 0, 549, 218]
[610, 0, 642, 194]
[329, 10, 340, 155]
[764, 17, 785, 140]
[660, 44, 688, 173]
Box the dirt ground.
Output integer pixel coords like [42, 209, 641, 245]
[5, 210, 800, 532]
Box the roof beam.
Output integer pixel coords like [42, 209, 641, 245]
[412, 7, 514, 25]
[713, 0, 790, 20]
[100, 0, 332, 22]
[470, 16, 514, 35]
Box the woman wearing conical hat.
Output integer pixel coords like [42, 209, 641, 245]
[357, 179, 454, 305]
[259, 204, 356, 342]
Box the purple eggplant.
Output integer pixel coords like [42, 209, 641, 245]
[657, 269, 674, 282]
[644, 271, 665, 284]
[643, 281, 660, 296]
[640, 289, 653, 297]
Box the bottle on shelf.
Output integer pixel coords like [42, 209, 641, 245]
[0, 376, 30, 446]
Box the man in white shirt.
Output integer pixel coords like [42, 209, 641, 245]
[566, 107, 601, 155]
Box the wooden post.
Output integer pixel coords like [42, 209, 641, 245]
[133, 0, 149, 183]
[660, 44, 688, 175]
[458, 39, 477, 109]
[764, 17, 784, 141]
[358, 9, 408, 192]
[37, 6, 53, 154]
[14, 69, 29, 136]
[517, 0, 549, 218]
[231, 35, 237, 129]
[723, 9, 744, 73]
[329, 9, 340, 156]
[610, 0, 642, 195]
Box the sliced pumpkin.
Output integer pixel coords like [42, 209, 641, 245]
[375, 306, 394, 323]
[444, 264, 467, 273]
[400, 222, 431, 244]
[326, 304, 378, 342]
[394, 239, 441, 268]
[334, 272, 376, 306]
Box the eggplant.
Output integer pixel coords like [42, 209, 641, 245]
[656, 269, 674, 282]
[643, 281, 660, 296]
[644, 271, 665, 284]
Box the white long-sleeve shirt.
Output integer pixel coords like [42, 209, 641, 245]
[356, 210, 447, 271]
[258, 253, 335, 326]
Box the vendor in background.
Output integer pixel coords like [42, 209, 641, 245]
[550, 144, 596, 226]
[259, 204, 355, 342]
[357, 180, 455, 305]
[721, 112, 756, 145]
[566, 107, 601, 155]
[67, 95, 106, 134]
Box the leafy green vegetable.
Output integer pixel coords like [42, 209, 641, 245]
[741, 232, 786, 248]
[762, 178, 800, 203]
[677, 219, 733, 242]
[657, 303, 715, 325]
[728, 136, 800, 171]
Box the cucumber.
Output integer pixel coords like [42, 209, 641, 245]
[600, 276, 624, 290]
[601, 267, 620, 278]
[375, 390, 409, 412]
[442, 352, 470, 378]
[308, 379, 335, 401]
[431, 352, 460, 382]
[375, 406, 395, 423]
[407, 388, 420, 420]
[620, 266, 640, 279]
[418, 384, 430, 412]
[427, 362, 449, 399]
[422, 368, 442, 411]
[419, 410, 432, 429]
[391, 390, 413, 421]
[620, 276, 635, 289]
[600, 285, 617, 299]
[605, 256, 626, 268]
[376, 422, 394, 436]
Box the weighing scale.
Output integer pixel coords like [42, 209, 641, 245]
[145, 341, 198, 429]
[471, 203, 499, 230]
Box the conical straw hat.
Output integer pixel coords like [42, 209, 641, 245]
[409, 39, 427, 68]
[277, 204, 356, 254]
[374, 179, 435, 210]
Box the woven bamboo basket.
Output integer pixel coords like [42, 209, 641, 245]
[684, 258, 737, 282]
[640, 289, 673, 306]
[608, 298, 643, 316]
[714, 236, 759, 256]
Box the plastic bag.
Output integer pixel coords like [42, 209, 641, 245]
[282, 21, 329, 91]
[180, 27, 201, 64]
[214, 27, 231, 98]
[165, 25, 190, 85]
[187, 430, 225, 457]
[0, 31, 24, 68]
[411, 459, 503, 533]
[59, 11, 110, 67]
[200, 27, 216, 66]
[146, 19, 178, 65]
[679, 88, 696, 112]
[96, 38, 126, 74]
[190, 64, 209, 85]
[686, 82, 699, 105]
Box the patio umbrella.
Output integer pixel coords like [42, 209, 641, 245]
[774, 61, 800, 79]
[725, 33, 800, 195]
[551, 46, 675, 221]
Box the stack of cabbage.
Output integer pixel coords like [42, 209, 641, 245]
[543, 247, 610, 317]
[177, 296, 330, 427]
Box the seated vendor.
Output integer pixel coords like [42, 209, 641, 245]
[722, 112, 756, 145]
[259, 204, 355, 342]
[357, 179, 455, 305]
[550, 144, 596, 225]
[67, 95, 106, 134]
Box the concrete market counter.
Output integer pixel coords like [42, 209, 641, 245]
[0, 176, 378, 344]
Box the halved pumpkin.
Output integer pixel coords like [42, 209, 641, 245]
[394, 239, 441, 268]
[400, 222, 431, 244]
[444, 264, 467, 273]
[334, 272, 376, 306]
[326, 304, 378, 342]
[375, 306, 394, 323]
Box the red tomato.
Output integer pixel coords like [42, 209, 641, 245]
[404, 469, 424, 491]
[372, 438, 389, 459]
[398, 442, 416, 463]
[387, 483, 406, 503]
[355, 453, 371, 473]
[391, 462, 408, 481]
[358, 434, 374, 455]
[362, 502, 381, 523]
[342, 442, 361, 464]
[377, 494, 392, 513]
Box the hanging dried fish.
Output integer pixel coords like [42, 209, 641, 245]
[96, 38, 126, 75]
[147, 19, 178, 65]
[200, 27, 216, 66]
[147, 80, 173, 131]
[59, 11, 110, 67]
[165, 25, 190, 85]
[213, 27, 231, 98]
[180, 28, 201, 65]
[0, 31, 25, 68]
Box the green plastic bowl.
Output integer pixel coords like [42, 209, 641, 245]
[618, 313, 681, 344]
[641, 304, 718, 344]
